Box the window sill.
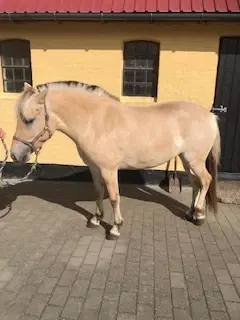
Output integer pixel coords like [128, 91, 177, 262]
[0, 92, 21, 100]
[120, 96, 157, 105]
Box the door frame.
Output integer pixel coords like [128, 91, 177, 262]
[212, 36, 240, 180]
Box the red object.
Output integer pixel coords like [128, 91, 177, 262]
[0, 0, 239, 13]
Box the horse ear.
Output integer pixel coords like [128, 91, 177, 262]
[35, 90, 47, 105]
[24, 82, 32, 90]
[24, 82, 38, 94]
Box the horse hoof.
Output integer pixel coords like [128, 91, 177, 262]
[106, 232, 119, 241]
[194, 218, 205, 226]
[185, 212, 193, 221]
[86, 220, 100, 228]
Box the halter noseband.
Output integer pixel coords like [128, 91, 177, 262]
[13, 99, 52, 154]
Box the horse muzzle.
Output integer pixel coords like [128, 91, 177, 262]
[11, 142, 31, 163]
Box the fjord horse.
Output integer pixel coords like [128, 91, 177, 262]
[10, 82, 220, 239]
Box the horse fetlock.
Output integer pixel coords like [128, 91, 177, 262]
[192, 208, 206, 225]
[108, 224, 121, 240]
[87, 215, 101, 228]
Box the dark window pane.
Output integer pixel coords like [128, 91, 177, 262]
[135, 70, 146, 82]
[24, 68, 32, 81]
[146, 70, 153, 82]
[135, 42, 148, 55]
[4, 81, 15, 92]
[123, 83, 134, 96]
[15, 82, 24, 92]
[125, 42, 135, 56]
[134, 84, 146, 96]
[2, 57, 12, 66]
[14, 68, 24, 80]
[124, 59, 135, 68]
[22, 58, 30, 67]
[124, 70, 135, 82]
[146, 83, 153, 96]
[3, 68, 14, 80]
[12, 57, 23, 66]
[147, 59, 154, 68]
[136, 59, 147, 68]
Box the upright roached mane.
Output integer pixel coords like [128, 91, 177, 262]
[36, 80, 120, 101]
[11, 80, 221, 240]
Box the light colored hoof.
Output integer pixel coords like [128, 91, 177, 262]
[193, 218, 205, 226]
[106, 225, 120, 241]
[192, 213, 205, 226]
[87, 216, 100, 228]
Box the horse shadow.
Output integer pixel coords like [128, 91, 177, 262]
[0, 178, 190, 237]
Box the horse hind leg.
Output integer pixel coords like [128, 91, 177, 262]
[87, 167, 105, 228]
[180, 154, 212, 225]
[180, 157, 200, 222]
[189, 161, 212, 225]
[185, 173, 201, 222]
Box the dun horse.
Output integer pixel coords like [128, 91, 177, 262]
[10, 82, 221, 240]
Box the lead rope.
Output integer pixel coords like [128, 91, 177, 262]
[0, 138, 40, 188]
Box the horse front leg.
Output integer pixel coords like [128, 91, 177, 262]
[87, 167, 105, 228]
[101, 168, 123, 240]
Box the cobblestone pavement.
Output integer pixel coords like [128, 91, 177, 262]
[0, 181, 240, 320]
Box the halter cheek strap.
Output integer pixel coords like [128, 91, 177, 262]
[13, 99, 52, 154]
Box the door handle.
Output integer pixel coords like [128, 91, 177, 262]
[211, 105, 227, 113]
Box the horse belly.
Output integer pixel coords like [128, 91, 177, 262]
[120, 149, 177, 170]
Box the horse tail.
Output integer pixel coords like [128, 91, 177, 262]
[206, 115, 221, 215]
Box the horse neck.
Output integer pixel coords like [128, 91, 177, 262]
[49, 90, 93, 144]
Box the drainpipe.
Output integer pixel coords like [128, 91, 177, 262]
[0, 12, 240, 22]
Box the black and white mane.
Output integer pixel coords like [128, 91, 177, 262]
[36, 80, 119, 101]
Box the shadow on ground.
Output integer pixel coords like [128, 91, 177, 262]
[0, 181, 190, 236]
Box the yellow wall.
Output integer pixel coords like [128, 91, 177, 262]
[0, 21, 240, 171]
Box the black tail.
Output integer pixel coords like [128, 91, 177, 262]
[206, 121, 221, 215]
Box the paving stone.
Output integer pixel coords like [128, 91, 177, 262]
[25, 298, 46, 317]
[137, 304, 154, 320]
[49, 286, 70, 306]
[155, 295, 172, 318]
[172, 287, 189, 309]
[138, 285, 154, 305]
[61, 297, 83, 319]
[99, 299, 118, 320]
[104, 281, 121, 301]
[205, 290, 226, 312]
[70, 279, 90, 298]
[219, 284, 240, 302]
[58, 270, 77, 287]
[227, 263, 240, 278]
[119, 292, 137, 314]
[20, 316, 39, 320]
[173, 308, 192, 320]
[170, 272, 185, 288]
[41, 306, 61, 320]
[226, 302, 240, 320]
[215, 269, 233, 285]
[190, 298, 210, 320]
[210, 311, 229, 320]
[84, 288, 104, 310]
[37, 277, 58, 295]
[117, 314, 136, 320]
